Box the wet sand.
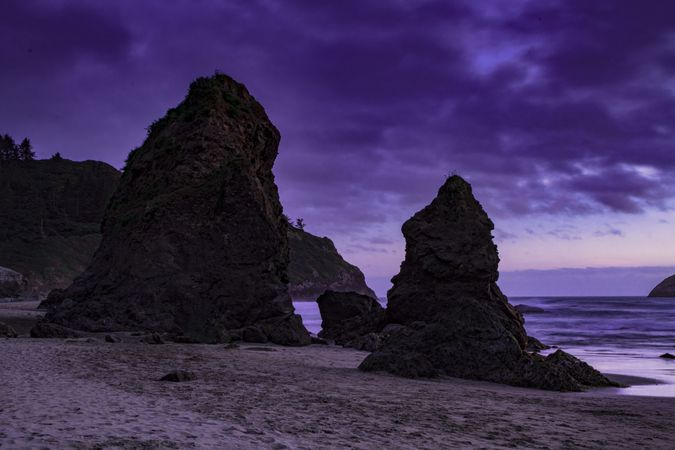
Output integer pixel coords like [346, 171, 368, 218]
[2, 303, 675, 449]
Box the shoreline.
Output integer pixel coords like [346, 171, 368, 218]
[2, 339, 675, 449]
[2, 300, 675, 448]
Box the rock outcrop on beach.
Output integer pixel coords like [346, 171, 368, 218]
[40, 74, 310, 345]
[0, 321, 18, 338]
[359, 176, 618, 391]
[288, 227, 376, 300]
[0, 158, 120, 297]
[648, 275, 675, 297]
[0, 267, 27, 299]
[317, 290, 385, 350]
[30, 322, 82, 339]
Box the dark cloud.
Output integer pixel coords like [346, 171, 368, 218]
[593, 225, 625, 238]
[1, 0, 674, 243]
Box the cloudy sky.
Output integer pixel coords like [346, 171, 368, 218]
[2, 0, 674, 296]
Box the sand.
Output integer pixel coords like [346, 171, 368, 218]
[2, 302, 675, 449]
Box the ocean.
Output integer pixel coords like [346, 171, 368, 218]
[294, 296, 675, 397]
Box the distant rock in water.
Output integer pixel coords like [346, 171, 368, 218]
[514, 304, 547, 314]
[359, 176, 618, 391]
[0, 267, 27, 299]
[40, 74, 310, 345]
[648, 275, 675, 298]
[0, 158, 119, 297]
[288, 227, 376, 300]
[317, 290, 385, 351]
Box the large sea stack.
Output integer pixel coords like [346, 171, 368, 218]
[41, 74, 310, 345]
[288, 226, 376, 300]
[359, 176, 619, 391]
[648, 275, 675, 297]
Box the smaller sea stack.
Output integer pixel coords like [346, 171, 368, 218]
[359, 176, 619, 391]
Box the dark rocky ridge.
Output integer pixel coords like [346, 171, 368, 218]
[40, 74, 310, 345]
[359, 176, 619, 391]
[0, 158, 119, 297]
[648, 275, 675, 297]
[288, 227, 376, 300]
[0, 160, 374, 301]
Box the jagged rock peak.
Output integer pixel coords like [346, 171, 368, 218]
[386, 174, 512, 328]
[40, 73, 310, 345]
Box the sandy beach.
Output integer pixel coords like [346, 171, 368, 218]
[1, 303, 674, 449]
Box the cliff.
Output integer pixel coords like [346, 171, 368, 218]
[288, 226, 377, 299]
[0, 158, 120, 297]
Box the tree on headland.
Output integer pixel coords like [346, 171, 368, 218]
[0, 133, 37, 163]
[0, 134, 17, 161]
[282, 214, 293, 227]
[295, 218, 306, 231]
[18, 138, 35, 161]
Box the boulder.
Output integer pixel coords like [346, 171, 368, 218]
[39, 74, 310, 345]
[142, 333, 165, 345]
[317, 290, 385, 349]
[526, 336, 550, 352]
[30, 322, 82, 339]
[159, 370, 196, 382]
[105, 334, 121, 343]
[0, 266, 26, 299]
[648, 275, 675, 297]
[0, 321, 18, 338]
[359, 176, 618, 391]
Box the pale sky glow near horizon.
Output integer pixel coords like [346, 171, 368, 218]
[2, 0, 674, 296]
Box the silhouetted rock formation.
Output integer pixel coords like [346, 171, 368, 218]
[0, 158, 120, 297]
[40, 74, 310, 345]
[648, 275, 675, 297]
[0, 267, 26, 299]
[359, 176, 618, 391]
[288, 227, 376, 300]
[317, 290, 385, 350]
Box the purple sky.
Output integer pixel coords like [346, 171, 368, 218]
[2, 0, 675, 296]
